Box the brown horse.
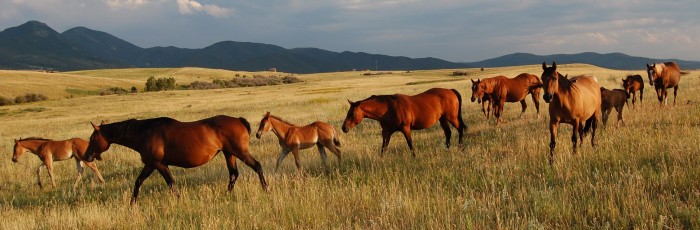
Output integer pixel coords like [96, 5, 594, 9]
[646, 62, 688, 107]
[82, 116, 267, 205]
[12, 137, 105, 188]
[600, 87, 629, 127]
[342, 88, 466, 157]
[622, 75, 644, 108]
[541, 62, 601, 165]
[255, 112, 341, 172]
[470, 73, 542, 124]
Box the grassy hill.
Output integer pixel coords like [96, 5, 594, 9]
[0, 65, 699, 228]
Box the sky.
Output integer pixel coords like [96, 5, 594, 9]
[1, 0, 699, 62]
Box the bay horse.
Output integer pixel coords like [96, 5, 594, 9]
[600, 87, 629, 127]
[622, 75, 644, 108]
[342, 88, 466, 157]
[82, 116, 268, 205]
[646, 62, 688, 107]
[541, 62, 601, 165]
[470, 73, 543, 124]
[12, 137, 105, 188]
[255, 112, 341, 173]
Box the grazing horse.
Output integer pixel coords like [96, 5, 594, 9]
[470, 73, 543, 124]
[646, 62, 688, 107]
[82, 116, 268, 205]
[600, 87, 629, 127]
[541, 62, 601, 165]
[12, 137, 105, 188]
[622, 75, 644, 108]
[255, 112, 341, 172]
[342, 88, 466, 157]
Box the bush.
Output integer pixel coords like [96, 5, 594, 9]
[145, 77, 177, 92]
[0, 97, 15, 106]
[100, 87, 130, 96]
[0, 93, 48, 106]
[187, 81, 221, 90]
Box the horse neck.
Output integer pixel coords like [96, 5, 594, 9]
[481, 80, 498, 94]
[360, 99, 388, 120]
[102, 122, 144, 150]
[552, 74, 574, 102]
[17, 140, 47, 154]
[269, 117, 293, 140]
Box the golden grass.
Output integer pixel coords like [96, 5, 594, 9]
[0, 65, 699, 228]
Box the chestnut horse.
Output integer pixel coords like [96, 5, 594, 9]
[622, 75, 644, 108]
[541, 62, 601, 165]
[646, 62, 688, 107]
[342, 88, 466, 157]
[255, 112, 341, 172]
[83, 116, 268, 205]
[12, 137, 105, 188]
[600, 87, 629, 127]
[470, 73, 542, 124]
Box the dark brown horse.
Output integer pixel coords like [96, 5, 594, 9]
[600, 87, 629, 127]
[83, 116, 267, 205]
[255, 112, 341, 173]
[342, 88, 466, 157]
[622, 75, 644, 108]
[470, 73, 542, 124]
[541, 62, 601, 165]
[646, 62, 688, 107]
[12, 137, 105, 188]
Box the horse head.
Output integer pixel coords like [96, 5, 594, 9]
[646, 63, 660, 86]
[541, 62, 562, 103]
[255, 112, 272, 139]
[342, 100, 364, 133]
[84, 121, 110, 162]
[11, 139, 24, 163]
[470, 79, 485, 103]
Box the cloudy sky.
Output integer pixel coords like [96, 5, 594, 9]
[1, 0, 699, 62]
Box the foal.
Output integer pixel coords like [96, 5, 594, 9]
[256, 112, 341, 172]
[12, 137, 105, 188]
[600, 87, 629, 127]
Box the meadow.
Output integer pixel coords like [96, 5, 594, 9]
[0, 64, 698, 229]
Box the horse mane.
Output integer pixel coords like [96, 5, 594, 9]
[268, 115, 296, 126]
[102, 117, 177, 140]
[19, 137, 52, 141]
[240, 118, 251, 134]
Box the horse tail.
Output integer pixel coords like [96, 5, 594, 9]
[529, 75, 543, 91]
[240, 118, 251, 135]
[333, 130, 342, 148]
[582, 116, 595, 137]
[680, 71, 690, 76]
[450, 88, 467, 132]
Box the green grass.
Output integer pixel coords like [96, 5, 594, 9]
[0, 64, 698, 228]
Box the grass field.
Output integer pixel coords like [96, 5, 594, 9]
[0, 64, 699, 228]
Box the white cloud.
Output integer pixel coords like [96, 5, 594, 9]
[177, 0, 232, 18]
[106, 0, 148, 9]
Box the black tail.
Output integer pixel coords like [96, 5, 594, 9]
[582, 116, 595, 137]
[450, 89, 467, 132]
[240, 118, 251, 134]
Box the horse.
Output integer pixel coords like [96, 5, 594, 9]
[477, 93, 493, 119]
[541, 62, 601, 165]
[342, 88, 466, 157]
[622, 75, 644, 108]
[82, 115, 268, 205]
[12, 137, 105, 188]
[470, 73, 542, 124]
[646, 62, 689, 107]
[255, 112, 341, 173]
[600, 87, 629, 127]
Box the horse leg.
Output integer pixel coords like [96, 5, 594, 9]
[400, 128, 415, 157]
[571, 121, 580, 153]
[531, 91, 541, 118]
[291, 146, 302, 171]
[37, 163, 44, 188]
[481, 101, 487, 118]
[549, 121, 559, 165]
[84, 161, 105, 183]
[225, 154, 239, 191]
[673, 86, 679, 106]
[486, 99, 492, 119]
[639, 89, 643, 107]
[240, 155, 268, 192]
[439, 117, 452, 148]
[591, 113, 599, 147]
[73, 160, 84, 188]
[380, 129, 393, 156]
[275, 149, 291, 172]
[602, 109, 612, 127]
[657, 88, 664, 107]
[316, 143, 329, 173]
[154, 164, 180, 199]
[131, 165, 155, 205]
[616, 104, 625, 127]
[519, 100, 527, 119]
[45, 159, 56, 188]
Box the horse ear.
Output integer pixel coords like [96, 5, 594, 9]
[91, 122, 100, 130]
[542, 62, 547, 70]
[265, 111, 270, 116]
[552, 62, 557, 70]
[347, 99, 354, 105]
[100, 120, 106, 125]
[471, 79, 475, 83]
[477, 79, 481, 83]
[646, 63, 650, 68]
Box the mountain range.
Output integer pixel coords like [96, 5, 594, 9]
[1, 21, 699, 73]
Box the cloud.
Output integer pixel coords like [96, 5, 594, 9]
[106, 0, 148, 9]
[177, 0, 233, 18]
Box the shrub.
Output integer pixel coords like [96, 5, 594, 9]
[0, 97, 15, 106]
[100, 87, 130, 96]
[187, 81, 221, 90]
[145, 77, 177, 92]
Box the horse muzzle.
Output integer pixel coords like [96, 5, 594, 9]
[470, 97, 476, 103]
[341, 126, 349, 133]
[255, 132, 262, 139]
[11, 157, 18, 163]
[543, 93, 552, 103]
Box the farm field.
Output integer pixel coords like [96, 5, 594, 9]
[0, 64, 699, 228]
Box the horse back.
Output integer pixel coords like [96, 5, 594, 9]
[499, 73, 540, 101]
[601, 88, 627, 110]
[404, 88, 460, 128]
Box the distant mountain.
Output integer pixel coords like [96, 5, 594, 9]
[469, 52, 700, 70]
[1, 21, 699, 72]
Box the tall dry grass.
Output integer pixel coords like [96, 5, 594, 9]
[0, 64, 698, 228]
